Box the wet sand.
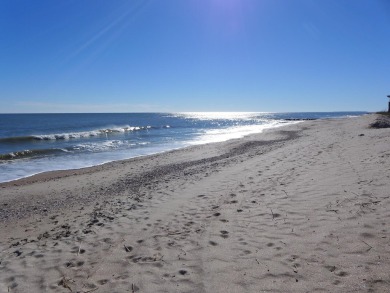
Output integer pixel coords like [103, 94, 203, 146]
[1, 114, 389, 292]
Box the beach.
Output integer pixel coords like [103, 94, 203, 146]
[0, 114, 389, 292]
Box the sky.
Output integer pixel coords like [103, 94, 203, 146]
[0, 0, 389, 113]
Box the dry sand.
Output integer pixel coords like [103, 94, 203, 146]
[0, 114, 389, 293]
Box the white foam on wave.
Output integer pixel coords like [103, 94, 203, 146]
[33, 131, 101, 140]
[72, 140, 152, 153]
[32, 125, 154, 140]
[73, 140, 125, 152]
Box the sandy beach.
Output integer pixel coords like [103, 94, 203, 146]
[0, 114, 389, 293]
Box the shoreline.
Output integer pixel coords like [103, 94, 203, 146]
[0, 122, 300, 187]
[1, 114, 389, 292]
[0, 123, 300, 222]
[0, 112, 365, 185]
[0, 119, 299, 185]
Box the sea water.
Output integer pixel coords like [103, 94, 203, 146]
[0, 112, 366, 183]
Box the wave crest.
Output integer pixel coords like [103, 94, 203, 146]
[0, 148, 67, 161]
[0, 125, 171, 143]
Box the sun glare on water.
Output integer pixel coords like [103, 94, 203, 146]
[175, 112, 266, 120]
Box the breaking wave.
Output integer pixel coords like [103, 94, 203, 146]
[0, 148, 68, 161]
[0, 125, 171, 143]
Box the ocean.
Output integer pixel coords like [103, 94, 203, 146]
[0, 112, 366, 183]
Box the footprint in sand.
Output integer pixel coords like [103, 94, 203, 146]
[336, 271, 348, 277]
[220, 230, 229, 239]
[324, 265, 336, 272]
[97, 279, 109, 285]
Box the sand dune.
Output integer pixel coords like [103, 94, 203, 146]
[1, 114, 389, 293]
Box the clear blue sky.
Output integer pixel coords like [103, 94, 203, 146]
[1, 0, 389, 113]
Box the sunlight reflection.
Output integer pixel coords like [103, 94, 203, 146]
[174, 112, 268, 120]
